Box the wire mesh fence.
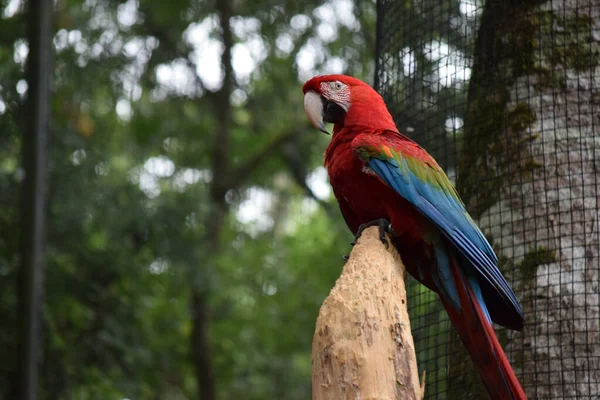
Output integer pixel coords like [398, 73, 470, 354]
[375, 0, 600, 398]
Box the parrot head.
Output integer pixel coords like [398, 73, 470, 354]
[302, 74, 396, 134]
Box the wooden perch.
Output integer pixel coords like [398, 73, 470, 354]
[312, 227, 424, 400]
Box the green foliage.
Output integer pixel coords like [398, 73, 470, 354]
[0, 0, 375, 399]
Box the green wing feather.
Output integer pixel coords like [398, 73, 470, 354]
[352, 131, 523, 321]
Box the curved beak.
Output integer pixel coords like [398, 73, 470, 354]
[303, 91, 329, 134]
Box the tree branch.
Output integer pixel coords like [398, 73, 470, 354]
[281, 143, 336, 218]
[226, 132, 295, 189]
[312, 227, 424, 400]
[210, 0, 234, 195]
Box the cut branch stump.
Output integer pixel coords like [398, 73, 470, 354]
[312, 227, 424, 400]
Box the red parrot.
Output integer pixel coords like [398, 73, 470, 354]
[303, 74, 526, 400]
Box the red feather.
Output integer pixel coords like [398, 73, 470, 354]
[305, 74, 527, 400]
[443, 253, 527, 400]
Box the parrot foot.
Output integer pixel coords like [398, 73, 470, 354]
[352, 218, 392, 248]
[342, 254, 350, 261]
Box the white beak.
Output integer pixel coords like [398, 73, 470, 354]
[304, 91, 328, 134]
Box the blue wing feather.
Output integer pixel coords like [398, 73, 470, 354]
[368, 156, 523, 318]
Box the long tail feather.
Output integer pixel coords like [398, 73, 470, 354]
[440, 255, 527, 400]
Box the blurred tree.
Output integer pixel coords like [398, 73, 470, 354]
[18, 0, 52, 399]
[0, 0, 376, 399]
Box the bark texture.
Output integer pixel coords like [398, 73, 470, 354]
[458, 0, 600, 398]
[312, 227, 423, 400]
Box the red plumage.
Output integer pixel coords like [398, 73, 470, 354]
[443, 253, 527, 399]
[303, 75, 527, 400]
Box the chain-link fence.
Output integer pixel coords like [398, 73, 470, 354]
[375, 0, 600, 398]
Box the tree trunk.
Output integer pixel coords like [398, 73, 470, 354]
[312, 227, 424, 400]
[458, 0, 600, 398]
[190, 0, 234, 397]
[19, 0, 52, 399]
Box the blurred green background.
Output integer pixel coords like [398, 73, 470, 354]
[0, 0, 377, 398]
[6, 0, 598, 399]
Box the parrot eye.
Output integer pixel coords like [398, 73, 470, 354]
[333, 81, 344, 90]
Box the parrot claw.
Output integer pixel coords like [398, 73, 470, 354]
[380, 234, 389, 248]
[342, 254, 350, 261]
[353, 218, 392, 248]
